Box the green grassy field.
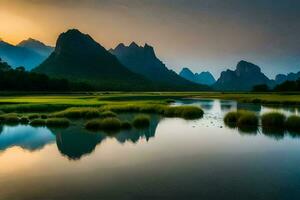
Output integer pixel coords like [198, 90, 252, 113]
[0, 92, 300, 114]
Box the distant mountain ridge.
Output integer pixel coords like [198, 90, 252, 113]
[275, 71, 300, 84]
[214, 60, 275, 91]
[179, 68, 216, 85]
[18, 38, 54, 57]
[0, 38, 53, 71]
[33, 29, 153, 90]
[110, 42, 209, 90]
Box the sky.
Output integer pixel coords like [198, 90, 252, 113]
[0, 0, 299, 79]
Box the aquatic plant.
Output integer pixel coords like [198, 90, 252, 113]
[85, 118, 122, 131]
[28, 114, 40, 120]
[46, 118, 70, 127]
[237, 112, 258, 127]
[41, 114, 48, 119]
[121, 121, 132, 129]
[163, 106, 203, 119]
[224, 110, 258, 130]
[53, 107, 100, 118]
[84, 110, 101, 119]
[100, 111, 117, 118]
[261, 112, 286, 128]
[30, 119, 46, 127]
[0, 113, 20, 124]
[285, 115, 300, 133]
[19, 117, 29, 124]
[133, 115, 151, 128]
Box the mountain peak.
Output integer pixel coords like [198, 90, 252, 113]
[129, 41, 139, 48]
[179, 67, 216, 86]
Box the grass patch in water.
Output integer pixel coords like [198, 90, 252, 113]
[20, 117, 29, 124]
[30, 119, 46, 127]
[121, 121, 132, 129]
[53, 107, 100, 119]
[100, 111, 117, 118]
[224, 110, 258, 130]
[163, 106, 203, 119]
[85, 117, 122, 131]
[28, 114, 40, 120]
[46, 118, 70, 128]
[261, 112, 286, 128]
[0, 113, 19, 124]
[285, 115, 300, 133]
[133, 115, 150, 128]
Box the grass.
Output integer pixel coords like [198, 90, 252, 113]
[261, 112, 286, 128]
[224, 110, 258, 130]
[163, 106, 204, 119]
[28, 114, 40, 120]
[53, 107, 100, 119]
[46, 118, 70, 127]
[30, 119, 46, 127]
[85, 118, 122, 131]
[121, 121, 132, 129]
[133, 115, 151, 128]
[285, 115, 300, 133]
[100, 111, 117, 118]
[20, 117, 29, 124]
[0, 113, 19, 124]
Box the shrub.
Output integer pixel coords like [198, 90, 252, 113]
[30, 119, 46, 127]
[121, 121, 132, 129]
[46, 118, 70, 127]
[100, 111, 117, 118]
[285, 115, 300, 133]
[261, 112, 286, 128]
[133, 115, 150, 128]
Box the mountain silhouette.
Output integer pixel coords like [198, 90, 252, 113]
[110, 42, 209, 90]
[33, 29, 152, 90]
[179, 68, 216, 85]
[18, 38, 54, 57]
[275, 71, 300, 84]
[0, 39, 47, 70]
[214, 60, 275, 91]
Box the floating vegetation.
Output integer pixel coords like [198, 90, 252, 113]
[285, 115, 300, 133]
[261, 112, 286, 128]
[46, 118, 70, 128]
[133, 115, 151, 128]
[30, 119, 46, 127]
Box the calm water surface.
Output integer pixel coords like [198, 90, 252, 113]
[1, 99, 300, 200]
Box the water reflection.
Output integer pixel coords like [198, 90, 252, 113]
[0, 115, 160, 160]
[0, 125, 55, 152]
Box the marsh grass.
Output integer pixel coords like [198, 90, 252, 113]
[41, 114, 48, 119]
[163, 106, 204, 119]
[121, 121, 132, 129]
[261, 112, 286, 128]
[28, 114, 40, 120]
[46, 118, 70, 127]
[285, 115, 300, 133]
[85, 118, 121, 131]
[100, 111, 117, 118]
[133, 115, 151, 128]
[53, 107, 100, 119]
[0, 113, 19, 124]
[224, 110, 258, 130]
[30, 119, 46, 127]
[20, 117, 29, 124]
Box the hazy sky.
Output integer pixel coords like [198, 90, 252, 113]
[0, 0, 299, 78]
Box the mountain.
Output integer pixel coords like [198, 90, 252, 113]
[214, 60, 275, 91]
[17, 38, 54, 57]
[179, 68, 216, 85]
[0, 58, 11, 72]
[33, 29, 152, 90]
[110, 42, 209, 90]
[0, 39, 48, 71]
[275, 71, 300, 84]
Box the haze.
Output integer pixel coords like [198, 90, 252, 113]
[0, 0, 299, 78]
